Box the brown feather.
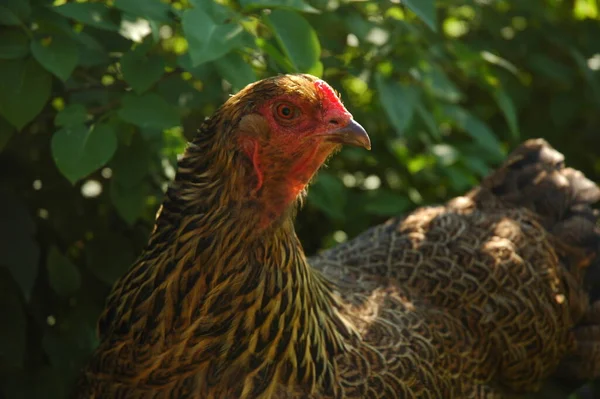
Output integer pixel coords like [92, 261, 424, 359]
[73, 74, 600, 399]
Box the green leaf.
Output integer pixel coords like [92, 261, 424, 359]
[46, 247, 81, 297]
[110, 179, 150, 226]
[422, 66, 462, 102]
[443, 104, 504, 160]
[118, 93, 180, 129]
[0, 116, 15, 152]
[375, 73, 420, 135]
[443, 165, 475, 192]
[114, 0, 172, 21]
[191, 0, 236, 23]
[110, 136, 150, 185]
[415, 103, 440, 140]
[462, 155, 491, 177]
[0, 7, 20, 26]
[0, 58, 52, 130]
[75, 32, 109, 67]
[403, 0, 437, 31]
[492, 88, 520, 141]
[109, 140, 152, 221]
[86, 233, 136, 285]
[0, 29, 29, 59]
[214, 52, 257, 91]
[265, 9, 322, 75]
[255, 37, 296, 72]
[31, 34, 78, 81]
[51, 123, 118, 184]
[55, 104, 88, 127]
[527, 54, 574, 85]
[33, 5, 74, 37]
[182, 7, 246, 67]
[364, 191, 411, 216]
[53, 3, 118, 31]
[569, 48, 600, 107]
[240, 0, 319, 13]
[307, 172, 346, 220]
[121, 49, 165, 93]
[0, 189, 39, 300]
[0, 0, 31, 26]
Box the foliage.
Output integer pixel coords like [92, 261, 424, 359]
[0, 0, 599, 397]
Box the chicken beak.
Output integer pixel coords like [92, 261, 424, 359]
[325, 119, 371, 150]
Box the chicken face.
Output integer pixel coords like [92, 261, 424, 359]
[233, 75, 370, 221]
[255, 78, 370, 151]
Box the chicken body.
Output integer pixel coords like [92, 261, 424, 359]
[311, 177, 589, 398]
[74, 75, 600, 399]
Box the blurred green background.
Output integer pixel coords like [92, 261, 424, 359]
[0, 0, 599, 397]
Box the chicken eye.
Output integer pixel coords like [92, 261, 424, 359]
[275, 103, 298, 121]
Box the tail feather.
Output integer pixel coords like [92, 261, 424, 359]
[480, 139, 600, 390]
[480, 140, 600, 267]
[482, 139, 600, 226]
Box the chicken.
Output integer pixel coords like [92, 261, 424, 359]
[73, 74, 600, 398]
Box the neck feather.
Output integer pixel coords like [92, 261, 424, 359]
[107, 122, 355, 396]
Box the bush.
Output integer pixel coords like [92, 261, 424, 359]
[0, 0, 599, 397]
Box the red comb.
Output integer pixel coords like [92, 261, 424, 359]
[314, 80, 347, 114]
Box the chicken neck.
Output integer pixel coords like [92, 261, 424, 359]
[142, 127, 355, 396]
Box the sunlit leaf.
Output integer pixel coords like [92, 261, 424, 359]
[422, 66, 462, 102]
[415, 103, 441, 140]
[443, 104, 504, 160]
[403, 0, 437, 31]
[214, 52, 257, 91]
[255, 37, 296, 72]
[265, 9, 322, 76]
[375, 73, 420, 135]
[431, 144, 459, 166]
[492, 88, 520, 141]
[182, 7, 246, 66]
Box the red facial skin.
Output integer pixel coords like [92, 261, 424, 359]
[239, 80, 354, 227]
